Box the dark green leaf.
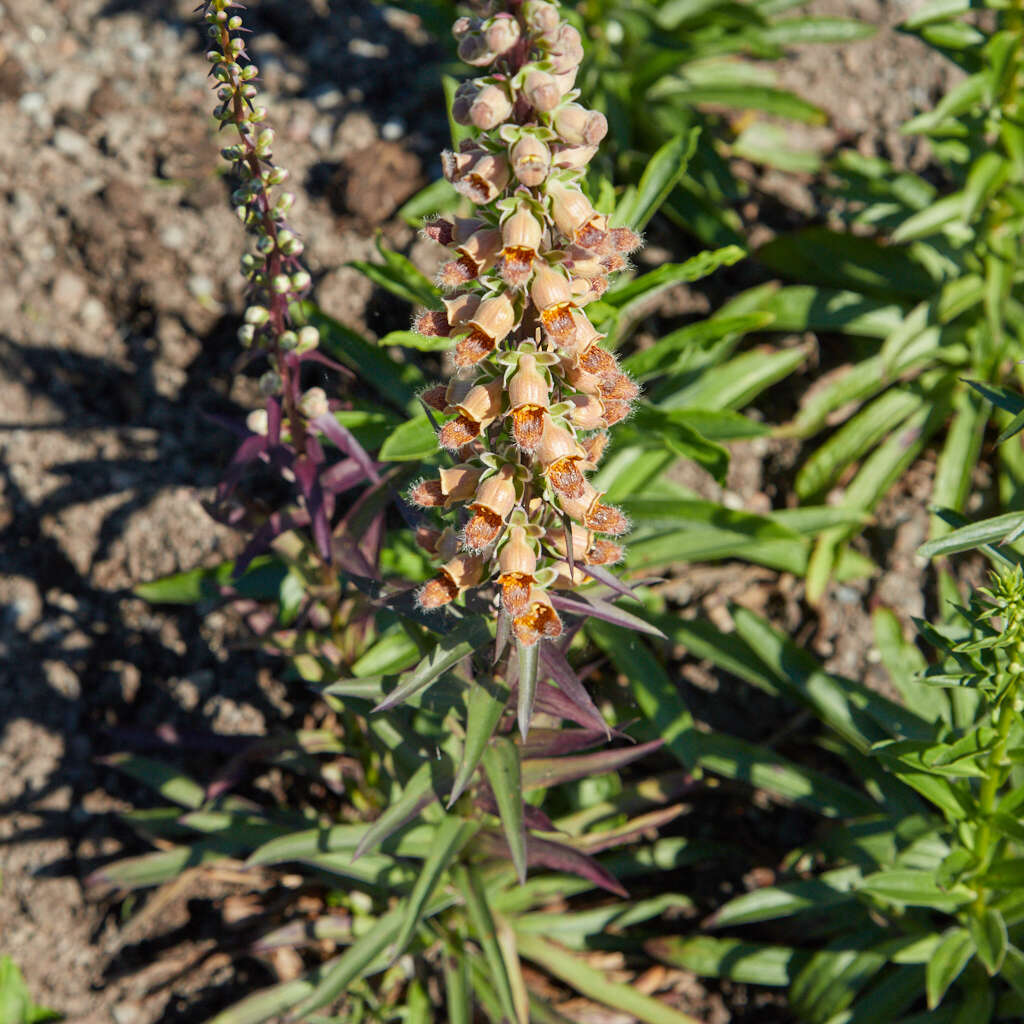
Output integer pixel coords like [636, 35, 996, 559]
[450, 675, 509, 805]
[483, 738, 526, 883]
[614, 130, 700, 231]
[926, 928, 974, 1009]
[968, 908, 1007, 975]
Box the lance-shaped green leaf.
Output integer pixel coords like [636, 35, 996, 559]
[456, 865, 520, 1024]
[443, 948, 472, 1024]
[647, 936, 807, 987]
[926, 928, 974, 1009]
[516, 640, 539, 740]
[613, 129, 699, 232]
[968, 908, 1007, 975]
[251, 915, 354, 953]
[391, 817, 478, 961]
[695, 732, 876, 817]
[919, 511, 1024, 559]
[706, 866, 863, 928]
[206, 973, 322, 1024]
[483, 737, 526, 883]
[516, 933, 702, 1024]
[100, 754, 205, 809]
[288, 895, 449, 1019]
[858, 870, 974, 911]
[789, 930, 889, 1023]
[623, 312, 774, 381]
[352, 760, 441, 861]
[753, 285, 903, 340]
[373, 618, 487, 712]
[86, 841, 234, 893]
[379, 413, 438, 461]
[449, 675, 509, 806]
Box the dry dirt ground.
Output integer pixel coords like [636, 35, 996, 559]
[0, 0, 961, 1020]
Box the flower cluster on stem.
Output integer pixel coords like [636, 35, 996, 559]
[411, 0, 642, 647]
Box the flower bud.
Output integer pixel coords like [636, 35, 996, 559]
[451, 80, 479, 126]
[549, 560, 588, 589]
[553, 103, 608, 147]
[523, 69, 561, 112]
[464, 463, 518, 550]
[550, 24, 584, 73]
[510, 134, 551, 187]
[438, 228, 502, 289]
[415, 526, 443, 555]
[602, 399, 632, 425]
[545, 523, 592, 563]
[523, 0, 560, 40]
[299, 386, 329, 419]
[246, 409, 269, 435]
[297, 326, 320, 353]
[577, 342, 618, 381]
[420, 384, 449, 410]
[470, 83, 513, 130]
[599, 372, 640, 403]
[458, 33, 496, 66]
[484, 14, 521, 55]
[512, 587, 563, 646]
[259, 370, 282, 395]
[580, 431, 609, 468]
[551, 142, 599, 171]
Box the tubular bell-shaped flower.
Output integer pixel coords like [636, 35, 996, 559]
[415, 0, 640, 653]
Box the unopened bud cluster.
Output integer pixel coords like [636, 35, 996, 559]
[411, 0, 642, 647]
[203, 0, 324, 435]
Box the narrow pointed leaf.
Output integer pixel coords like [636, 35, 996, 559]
[353, 761, 439, 861]
[391, 817, 478, 960]
[647, 935, 805, 987]
[373, 618, 488, 712]
[483, 738, 527, 884]
[516, 640, 540, 739]
[550, 593, 667, 637]
[457, 866, 519, 1024]
[450, 675, 509, 805]
[969, 908, 1007, 975]
[613, 129, 699, 232]
[539, 644, 609, 734]
[926, 928, 974, 1009]
[516, 933, 700, 1024]
[522, 739, 663, 792]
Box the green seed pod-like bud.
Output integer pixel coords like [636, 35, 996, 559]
[299, 387, 329, 419]
[241, 64, 259, 81]
[246, 409, 269, 435]
[296, 326, 320, 353]
[244, 305, 270, 325]
[451, 79, 478, 126]
[291, 271, 312, 291]
[272, 274, 291, 294]
[279, 330, 299, 350]
[237, 323, 257, 347]
[259, 370, 283, 395]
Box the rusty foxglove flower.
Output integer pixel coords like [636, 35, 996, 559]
[413, 0, 643, 656]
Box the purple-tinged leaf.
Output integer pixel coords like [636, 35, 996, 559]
[573, 804, 687, 855]
[578, 563, 641, 602]
[320, 457, 364, 495]
[200, 407, 250, 438]
[217, 432, 270, 502]
[551, 593, 667, 639]
[518, 728, 609, 759]
[522, 739, 664, 792]
[539, 645, 609, 736]
[529, 682, 623, 737]
[312, 412, 381, 483]
[299, 349, 355, 378]
[293, 455, 331, 562]
[478, 830, 627, 898]
[476, 788, 557, 833]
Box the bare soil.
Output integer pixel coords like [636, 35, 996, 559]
[0, 0, 969, 1020]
